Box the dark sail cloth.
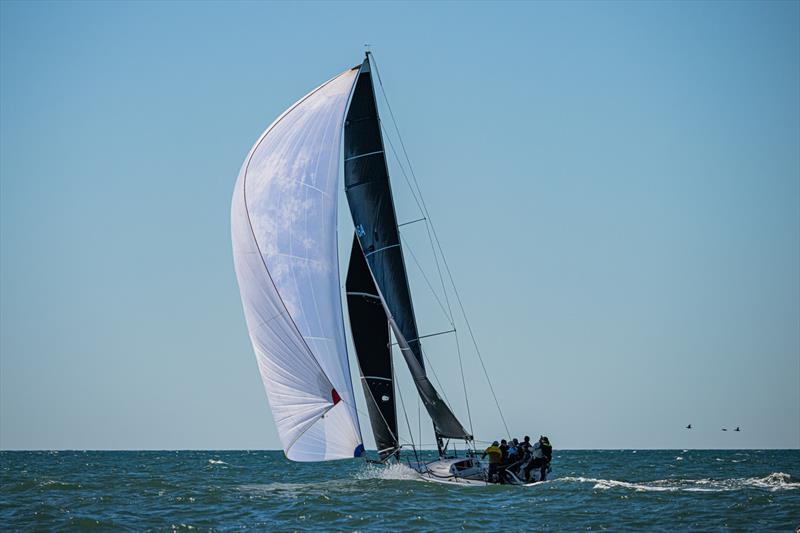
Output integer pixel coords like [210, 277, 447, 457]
[346, 235, 398, 459]
[344, 56, 471, 445]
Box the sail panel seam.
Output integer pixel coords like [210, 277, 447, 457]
[364, 243, 400, 257]
[345, 149, 384, 162]
[346, 291, 380, 299]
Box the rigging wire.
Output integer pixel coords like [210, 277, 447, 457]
[453, 327, 474, 441]
[401, 233, 475, 442]
[417, 211, 476, 440]
[370, 53, 507, 440]
[381, 127, 463, 431]
[393, 343, 420, 463]
[344, 398, 397, 454]
[419, 346, 455, 412]
[372, 61, 476, 443]
[347, 400, 420, 455]
[417, 395, 421, 454]
[399, 234, 453, 323]
[377, 93, 473, 437]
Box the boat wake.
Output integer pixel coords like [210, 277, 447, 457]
[237, 464, 422, 498]
[353, 462, 421, 481]
[558, 472, 799, 492]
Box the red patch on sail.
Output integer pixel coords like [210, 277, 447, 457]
[331, 388, 341, 405]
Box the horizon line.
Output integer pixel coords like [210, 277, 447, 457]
[1, 447, 797, 452]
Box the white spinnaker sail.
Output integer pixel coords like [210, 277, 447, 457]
[231, 67, 363, 461]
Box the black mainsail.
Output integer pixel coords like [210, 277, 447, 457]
[344, 56, 471, 446]
[346, 235, 399, 459]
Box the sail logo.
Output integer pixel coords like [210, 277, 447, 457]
[356, 224, 366, 238]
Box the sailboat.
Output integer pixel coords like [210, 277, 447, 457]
[231, 53, 544, 485]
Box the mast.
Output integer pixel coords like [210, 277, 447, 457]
[344, 54, 471, 456]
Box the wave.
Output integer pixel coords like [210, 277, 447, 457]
[242, 469, 798, 495]
[353, 462, 420, 481]
[239, 477, 380, 500]
[236, 464, 422, 499]
[558, 477, 679, 492]
[557, 472, 799, 492]
[207, 459, 228, 465]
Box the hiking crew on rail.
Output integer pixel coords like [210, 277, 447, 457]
[481, 435, 552, 483]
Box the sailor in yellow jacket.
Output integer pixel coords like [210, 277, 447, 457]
[481, 441, 503, 482]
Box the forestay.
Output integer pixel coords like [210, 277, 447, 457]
[231, 67, 364, 461]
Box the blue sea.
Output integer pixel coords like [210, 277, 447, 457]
[1, 450, 798, 531]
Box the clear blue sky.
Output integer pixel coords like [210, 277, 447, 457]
[1, 1, 798, 450]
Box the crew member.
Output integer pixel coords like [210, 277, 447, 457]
[520, 436, 533, 460]
[506, 438, 522, 474]
[508, 439, 519, 462]
[481, 441, 503, 483]
[524, 436, 553, 482]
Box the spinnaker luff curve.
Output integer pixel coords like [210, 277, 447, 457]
[231, 67, 364, 461]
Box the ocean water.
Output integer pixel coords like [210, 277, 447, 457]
[1, 449, 798, 531]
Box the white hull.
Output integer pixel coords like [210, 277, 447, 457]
[405, 457, 551, 486]
[418, 475, 544, 487]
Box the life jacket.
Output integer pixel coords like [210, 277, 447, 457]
[540, 438, 552, 460]
[484, 445, 502, 464]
